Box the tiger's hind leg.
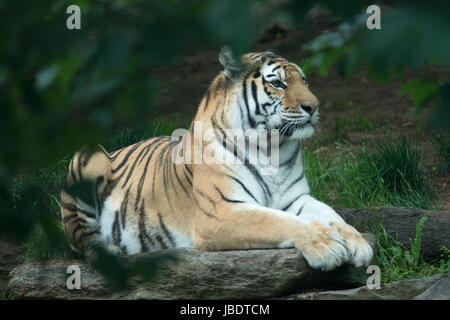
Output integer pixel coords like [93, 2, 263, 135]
[60, 188, 100, 253]
[60, 147, 117, 257]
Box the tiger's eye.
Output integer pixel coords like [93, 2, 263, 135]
[272, 80, 281, 87]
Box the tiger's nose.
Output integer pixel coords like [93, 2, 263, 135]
[300, 103, 318, 115]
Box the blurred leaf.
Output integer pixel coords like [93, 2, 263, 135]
[89, 244, 179, 291]
[399, 78, 439, 109]
[35, 64, 60, 91]
[318, 48, 344, 77]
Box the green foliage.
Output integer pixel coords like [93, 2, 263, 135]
[399, 78, 440, 109]
[374, 216, 450, 283]
[0, 290, 14, 300]
[303, 2, 450, 126]
[432, 133, 450, 174]
[367, 134, 431, 199]
[332, 117, 350, 142]
[105, 117, 186, 152]
[23, 226, 79, 263]
[304, 134, 437, 209]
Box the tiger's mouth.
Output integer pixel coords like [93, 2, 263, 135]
[276, 120, 313, 136]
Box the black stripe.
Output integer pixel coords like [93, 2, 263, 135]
[263, 82, 273, 98]
[194, 188, 216, 209]
[183, 166, 193, 186]
[268, 59, 281, 66]
[203, 88, 211, 111]
[63, 213, 78, 223]
[261, 102, 271, 114]
[215, 186, 244, 203]
[211, 116, 246, 164]
[271, 65, 281, 72]
[282, 192, 309, 211]
[95, 176, 104, 217]
[193, 188, 218, 219]
[225, 175, 259, 204]
[172, 160, 190, 198]
[296, 204, 305, 216]
[211, 119, 270, 205]
[100, 165, 128, 208]
[120, 188, 130, 229]
[242, 74, 256, 127]
[243, 162, 270, 205]
[122, 143, 150, 188]
[111, 141, 144, 174]
[61, 197, 96, 218]
[132, 139, 166, 204]
[112, 210, 121, 245]
[214, 76, 225, 98]
[78, 208, 96, 219]
[60, 200, 77, 212]
[286, 170, 305, 191]
[109, 147, 127, 162]
[158, 212, 176, 247]
[156, 235, 168, 249]
[71, 224, 86, 240]
[161, 142, 174, 209]
[124, 137, 165, 189]
[251, 80, 264, 115]
[184, 163, 192, 176]
[280, 142, 301, 167]
[138, 200, 150, 252]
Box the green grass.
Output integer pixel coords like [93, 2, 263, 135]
[324, 114, 385, 143]
[432, 133, 450, 174]
[0, 290, 14, 300]
[304, 134, 438, 209]
[104, 116, 185, 152]
[373, 216, 450, 283]
[332, 117, 350, 142]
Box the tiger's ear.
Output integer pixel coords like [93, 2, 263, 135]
[218, 46, 244, 82]
[265, 49, 280, 56]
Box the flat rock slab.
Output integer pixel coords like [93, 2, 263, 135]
[290, 272, 449, 300]
[7, 234, 376, 300]
[0, 238, 23, 291]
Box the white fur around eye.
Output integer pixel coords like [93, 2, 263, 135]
[268, 79, 286, 90]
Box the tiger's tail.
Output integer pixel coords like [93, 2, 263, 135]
[60, 146, 111, 253]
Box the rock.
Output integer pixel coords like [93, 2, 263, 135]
[0, 238, 23, 291]
[289, 273, 449, 300]
[414, 272, 450, 300]
[7, 233, 376, 300]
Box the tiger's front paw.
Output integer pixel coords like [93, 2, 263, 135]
[331, 222, 373, 268]
[295, 221, 349, 272]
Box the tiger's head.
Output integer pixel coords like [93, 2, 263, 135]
[219, 46, 320, 140]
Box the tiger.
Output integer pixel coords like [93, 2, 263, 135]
[60, 47, 373, 271]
